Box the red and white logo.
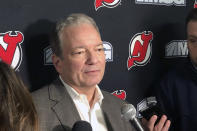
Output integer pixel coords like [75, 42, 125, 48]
[95, 0, 121, 11]
[111, 90, 126, 100]
[127, 31, 153, 70]
[194, 1, 197, 8]
[0, 31, 23, 70]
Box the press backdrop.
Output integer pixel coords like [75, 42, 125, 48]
[0, 0, 195, 107]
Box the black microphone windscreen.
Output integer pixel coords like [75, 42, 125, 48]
[72, 121, 92, 131]
[137, 96, 163, 124]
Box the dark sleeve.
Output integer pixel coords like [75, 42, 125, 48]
[153, 71, 177, 131]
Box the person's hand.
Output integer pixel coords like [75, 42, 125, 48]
[142, 115, 171, 131]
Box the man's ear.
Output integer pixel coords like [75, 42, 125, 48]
[52, 54, 63, 74]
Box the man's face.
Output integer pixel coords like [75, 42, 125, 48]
[54, 23, 106, 88]
[187, 21, 197, 66]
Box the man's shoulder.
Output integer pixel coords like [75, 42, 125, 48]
[32, 85, 48, 97]
[32, 78, 61, 94]
[31, 79, 63, 110]
[31, 79, 60, 99]
[164, 59, 192, 78]
[31, 84, 50, 105]
[160, 60, 194, 85]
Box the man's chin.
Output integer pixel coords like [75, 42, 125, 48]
[82, 80, 101, 88]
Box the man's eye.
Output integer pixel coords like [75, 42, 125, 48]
[97, 48, 105, 52]
[72, 51, 85, 55]
[188, 38, 197, 43]
[191, 40, 196, 43]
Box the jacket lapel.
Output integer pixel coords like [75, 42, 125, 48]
[48, 80, 127, 131]
[102, 92, 125, 131]
[49, 79, 81, 129]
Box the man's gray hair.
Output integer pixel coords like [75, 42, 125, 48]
[50, 13, 100, 58]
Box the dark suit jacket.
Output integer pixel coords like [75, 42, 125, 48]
[32, 79, 136, 131]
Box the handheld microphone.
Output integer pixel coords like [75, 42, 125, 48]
[72, 121, 92, 131]
[137, 96, 163, 124]
[121, 104, 144, 131]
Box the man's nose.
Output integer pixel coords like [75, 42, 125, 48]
[86, 51, 99, 65]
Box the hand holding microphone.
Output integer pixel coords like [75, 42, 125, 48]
[137, 97, 171, 131]
[141, 115, 171, 131]
[121, 103, 171, 131]
[72, 100, 170, 131]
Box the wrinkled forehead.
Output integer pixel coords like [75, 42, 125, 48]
[57, 18, 100, 36]
[59, 24, 102, 48]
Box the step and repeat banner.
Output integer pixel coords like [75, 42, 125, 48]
[0, 0, 195, 106]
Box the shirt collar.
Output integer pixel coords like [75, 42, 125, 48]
[59, 76, 104, 105]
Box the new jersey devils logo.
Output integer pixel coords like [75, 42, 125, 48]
[95, 0, 121, 11]
[194, 1, 197, 8]
[0, 31, 23, 70]
[112, 90, 126, 100]
[127, 31, 153, 70]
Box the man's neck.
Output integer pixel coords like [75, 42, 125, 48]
[72, 86, 97, 107]
[59, 76, 98, 107]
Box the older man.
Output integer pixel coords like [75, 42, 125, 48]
[32, 13, 170, 131]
